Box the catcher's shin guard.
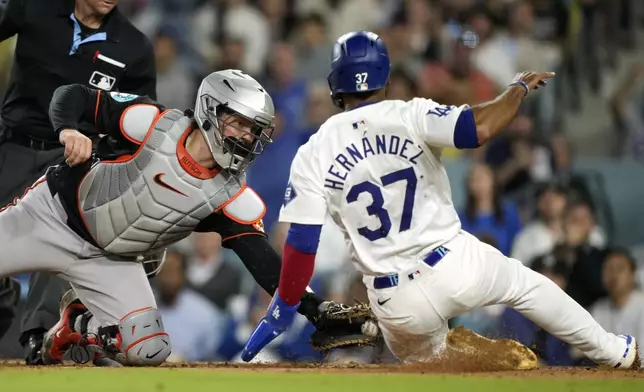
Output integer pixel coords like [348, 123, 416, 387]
[117, 307, 171, 366]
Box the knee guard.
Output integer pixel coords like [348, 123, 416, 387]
[118, 307, 171, 366]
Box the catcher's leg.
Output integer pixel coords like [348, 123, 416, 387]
[0, 177, 83, 277]
[0, 177, 91, 363]
[451, 231, 639, 369]
[42, 253, 171, 366]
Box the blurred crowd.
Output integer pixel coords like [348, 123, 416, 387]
[2, 0, 644, 365]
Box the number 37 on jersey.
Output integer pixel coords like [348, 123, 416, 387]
[347, 166, 417, 242]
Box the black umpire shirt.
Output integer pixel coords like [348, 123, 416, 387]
[0, 0, 156, 143]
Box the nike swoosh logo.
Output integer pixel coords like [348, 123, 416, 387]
[377, 298, 391, 306]
[146, 348, 164, 359]
[153, 173, 188, 197]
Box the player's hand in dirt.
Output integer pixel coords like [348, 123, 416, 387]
[512, 71, 555, 94]
[59, 129, 92, 167]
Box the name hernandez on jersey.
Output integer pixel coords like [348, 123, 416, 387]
[46, 84, 266, 255]
[324, 133, 425, 191]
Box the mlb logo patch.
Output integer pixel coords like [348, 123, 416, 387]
[283, 182, 297, 206]
[407, 270, 421, 281]
[357, 83, 369, 91]
[89, 71, 115, 91]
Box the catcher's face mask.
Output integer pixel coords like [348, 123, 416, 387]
[193, 69, 275, 175]
[199, 101, 273, 174]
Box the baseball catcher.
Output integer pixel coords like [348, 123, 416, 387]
[0, 69, 381, 366]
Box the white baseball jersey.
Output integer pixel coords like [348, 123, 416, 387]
[279, 99, 468, 275]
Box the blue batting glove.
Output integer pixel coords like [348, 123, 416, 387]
[241, 292, 299, 362]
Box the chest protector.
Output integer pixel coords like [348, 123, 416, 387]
[77, 109, 260, 256]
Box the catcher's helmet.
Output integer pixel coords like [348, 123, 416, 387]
[327, 31, 391, 109]
[193, 69, 275, 174]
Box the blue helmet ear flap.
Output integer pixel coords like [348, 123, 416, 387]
[327, 31, 391, 109]
[327, 77, 344, 109]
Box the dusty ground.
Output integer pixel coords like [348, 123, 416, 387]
[1, 328, 641, 379]
[1, 359, 643, 379]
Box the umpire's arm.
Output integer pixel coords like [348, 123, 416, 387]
[0, 0, 25, 42]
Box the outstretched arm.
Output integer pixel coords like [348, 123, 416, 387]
[471, 72, 555, 145]
[411, 71, 555, 150]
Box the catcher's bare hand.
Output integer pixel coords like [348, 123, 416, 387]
[59, 129, 92, 167]
[512, 71, 555, 93]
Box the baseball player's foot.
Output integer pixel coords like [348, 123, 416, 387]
[615, 335, 640, 370]
[40, 289, 88, 365]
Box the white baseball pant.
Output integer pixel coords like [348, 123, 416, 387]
[365, 230, 630, 367]
[0, 177, 156, 333]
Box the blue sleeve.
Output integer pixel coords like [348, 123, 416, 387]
[453, 109, 479, 149]
[285, 223, 322, 254]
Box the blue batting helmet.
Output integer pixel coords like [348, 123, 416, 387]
[327, 31, 391, 109]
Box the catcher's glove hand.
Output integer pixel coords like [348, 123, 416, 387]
[310, 301, 383, 352]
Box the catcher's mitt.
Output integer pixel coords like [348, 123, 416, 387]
[309, 301, 383, 352]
